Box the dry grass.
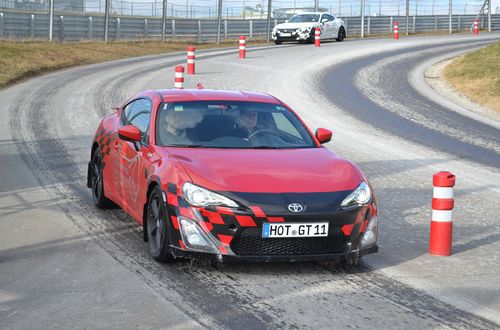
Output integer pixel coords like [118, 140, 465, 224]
[0, 39, 269, 88]
[443, 41, 500, 113]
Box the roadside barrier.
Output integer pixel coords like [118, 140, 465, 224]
[429, 171, 455, 256]
[174, 66, 184, 89]
[394, 22, 399, 40]
[474, 19, 479, 35]
[187, 46, 195, 75]
[315, 27, 321, 47]
[239, 36, 246, 59]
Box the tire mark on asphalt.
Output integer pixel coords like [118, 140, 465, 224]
[8, 53, 299, 330]
[320, 39, 500, 169]
[7, 42, 499, 329]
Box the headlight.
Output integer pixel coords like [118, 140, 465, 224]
[341, 181, 371, 208]
[182, 182, 238, 208]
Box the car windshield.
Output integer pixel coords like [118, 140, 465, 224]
[156, 101, 316, 149]
[288, 14, 320, 23]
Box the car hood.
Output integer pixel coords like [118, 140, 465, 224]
[275, 22, 318, 30]
[163, 147, 363, 194]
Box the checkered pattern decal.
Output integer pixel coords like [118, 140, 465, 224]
[163, 182, 372, 255]
[95, 127, 118, 169]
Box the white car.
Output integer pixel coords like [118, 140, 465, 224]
[272, 12, 346, 44]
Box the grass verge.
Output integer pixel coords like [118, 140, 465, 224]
[0, 39, 269, 88]
[443, 41, 500, 113]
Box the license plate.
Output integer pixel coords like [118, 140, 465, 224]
[280, 32, 292, 37]
[262, 223, 329, 238]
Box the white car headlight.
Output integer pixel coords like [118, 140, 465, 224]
[341, 181, 371, 208]
[182, 182, 238, 208]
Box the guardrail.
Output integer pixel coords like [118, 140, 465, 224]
[0, 11, 498, 41]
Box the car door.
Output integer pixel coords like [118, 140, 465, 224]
[326, 14, 338, 38]
[117, 98, 153, 219]
[319, 14, 333, 39]
[329, 14, 340, 38]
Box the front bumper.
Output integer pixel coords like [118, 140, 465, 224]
[171, 244, 378, 263]
[272, 29, 313, 42]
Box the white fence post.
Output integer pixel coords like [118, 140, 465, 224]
[144, 18, 148, 37]
[367, 16, 371, 35]
[88, 17, 93, 40]
[390, 16, 393, 32]
[0, 13, 4, 38]
[197, 20, 201, 41]
[172, 19, 176, 37]
[249, 19, 253, 38]
[224, 19, 227, 39]
[116, 18, 121, 39]
[58, 15, 64, 41]
[30, 14, 35, 39]
[412, 15, 416, 33]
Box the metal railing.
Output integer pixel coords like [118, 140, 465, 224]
[1, 11, 497, 41]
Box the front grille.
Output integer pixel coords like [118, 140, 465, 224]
[278, 29, 296, 33]
[231, 225, 347, 256]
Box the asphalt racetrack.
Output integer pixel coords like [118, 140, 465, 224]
[1, 33, 499, 329]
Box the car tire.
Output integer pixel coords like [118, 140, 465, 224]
[91, 147, 114, 209]
[336, 27, 345, 42]
[274, 39, 283, 45]
[146, 186, 175, 263]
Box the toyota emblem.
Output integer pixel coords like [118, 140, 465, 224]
[288, 203, 304, 213]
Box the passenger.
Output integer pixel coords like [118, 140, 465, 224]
[162, 110, 203, 145]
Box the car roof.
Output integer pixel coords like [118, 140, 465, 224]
[155, 89, 281, 104]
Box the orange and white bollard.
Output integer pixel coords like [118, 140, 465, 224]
[473, 19, 479, 35]
[187, 46, 195, 75]
[174, 66, 184, 89]
[429, 171, 456, 256]
[394, 21, 399, 40]
[239, 36, 246, 59]
[314, 27, 321, 47]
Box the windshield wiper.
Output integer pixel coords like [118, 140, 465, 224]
[167, 144, 204, 148]
[251, 146, 283, 149]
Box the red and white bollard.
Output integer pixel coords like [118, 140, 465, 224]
[187, 46, 195, 75]
[429, 171, 456, 256]
[239, 36, 246, 59]
[394, 21, 399, 40]
[174, 66, 184, 89]
[473, 19, 479, 35]
[314, 27, 321, 47]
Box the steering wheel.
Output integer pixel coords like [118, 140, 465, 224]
[248, 129, 281, 140]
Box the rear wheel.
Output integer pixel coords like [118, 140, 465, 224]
[336, 27, 345, 42]
[91, 147, 113, 209]
[146, 187, 175, 263]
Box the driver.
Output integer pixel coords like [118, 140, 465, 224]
[227, 108, 259, 139]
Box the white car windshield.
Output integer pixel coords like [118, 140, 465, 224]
[288, 14, 320, 23]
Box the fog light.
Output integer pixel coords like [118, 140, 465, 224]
[360, 216, 378, 249]
[179, 217, 218, 253]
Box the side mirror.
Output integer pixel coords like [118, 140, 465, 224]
[118, 125, 141, 143]
[315, 128, 332, 144]
[321, 18, 328, 23]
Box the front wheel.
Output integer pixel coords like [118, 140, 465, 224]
[336, 27, 346, 42]
[146, 187, 175, 263]
[274, 39, 282, 45]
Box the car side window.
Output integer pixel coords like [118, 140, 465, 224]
[122, 98, 152, 144]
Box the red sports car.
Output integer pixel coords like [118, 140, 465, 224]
[87, 89, 378, 264]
